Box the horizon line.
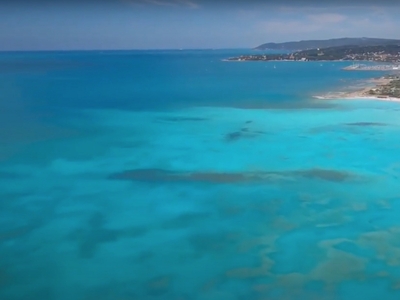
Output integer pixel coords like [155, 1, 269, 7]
[0, 47, 253, 53]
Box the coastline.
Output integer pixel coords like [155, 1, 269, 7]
[314, 76, 400, 102]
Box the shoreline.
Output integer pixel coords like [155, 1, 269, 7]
[314, 76, 400, 102]
[314, 95, 400, 102]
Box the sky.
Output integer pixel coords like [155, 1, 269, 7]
[1, 0, 400, 50]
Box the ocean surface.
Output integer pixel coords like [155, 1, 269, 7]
[1, 49, 400, 300]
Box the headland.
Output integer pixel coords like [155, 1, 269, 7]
[225, 41, 400, 102]
[226, 44, 400, 62]
[315, 74, 400, 102]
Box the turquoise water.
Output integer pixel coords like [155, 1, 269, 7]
[1, 50, 400, 299]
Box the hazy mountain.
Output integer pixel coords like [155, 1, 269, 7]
[254, 37, 400, 51]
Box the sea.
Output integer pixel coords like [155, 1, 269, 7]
[1, 49, 400, 300]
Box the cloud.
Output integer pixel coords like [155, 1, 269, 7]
[257, 20, 321, 35]
[307, 13, 346, 23]
[254, 7, 400, 44]
[175, 0, 199, 8]
[345, 17, 399, 37]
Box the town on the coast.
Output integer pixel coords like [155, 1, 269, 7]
[226, 38, 400, 100]
[227, 44, 400, 63]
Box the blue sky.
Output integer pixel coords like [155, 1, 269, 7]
[1, 0, 400, 50]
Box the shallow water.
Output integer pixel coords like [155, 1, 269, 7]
[1, 50, 400, 299]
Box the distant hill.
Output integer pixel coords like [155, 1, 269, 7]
[254, 37, 400, 51]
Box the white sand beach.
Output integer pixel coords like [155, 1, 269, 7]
[315, 76, 400, 102]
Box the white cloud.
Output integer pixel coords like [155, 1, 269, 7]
[255, 10, 400, 43]
[257, 20, 321, 35]
[307, 13, 346, 24]
[175, 0, 199, 9]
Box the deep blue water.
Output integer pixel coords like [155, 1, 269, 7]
[1, 50, 400, 300]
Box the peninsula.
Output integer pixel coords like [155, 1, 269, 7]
[318, 75, 400, 100]
[227, 44, 400, 62]
[227, 38, 400, 100]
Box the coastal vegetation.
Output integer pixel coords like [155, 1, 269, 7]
[368, 75, 400, 98]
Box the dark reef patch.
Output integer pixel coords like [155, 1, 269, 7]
[345, 122, 387, 127]
[83, 281, 138, 300]
[188, 232, 239, 253]
[0, 226, 33, 242]
[109, 167, 356, 184]
[136, 251, 154, 262]
[155, 116, 208, 122]
[225, 131, 244, 142]
[0, 171, 23, 179]
[109, 168, 263, 183]
[222, 100, 338, 110]
[145, 275, 173, 296]
[224, 129, 264, 142]
[68, 212, 120, 259]
[162, 212, 211, 229]
[294, 168, 353, 182]
[109, 168, 178, 182]
[0, 268, 11, 288]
